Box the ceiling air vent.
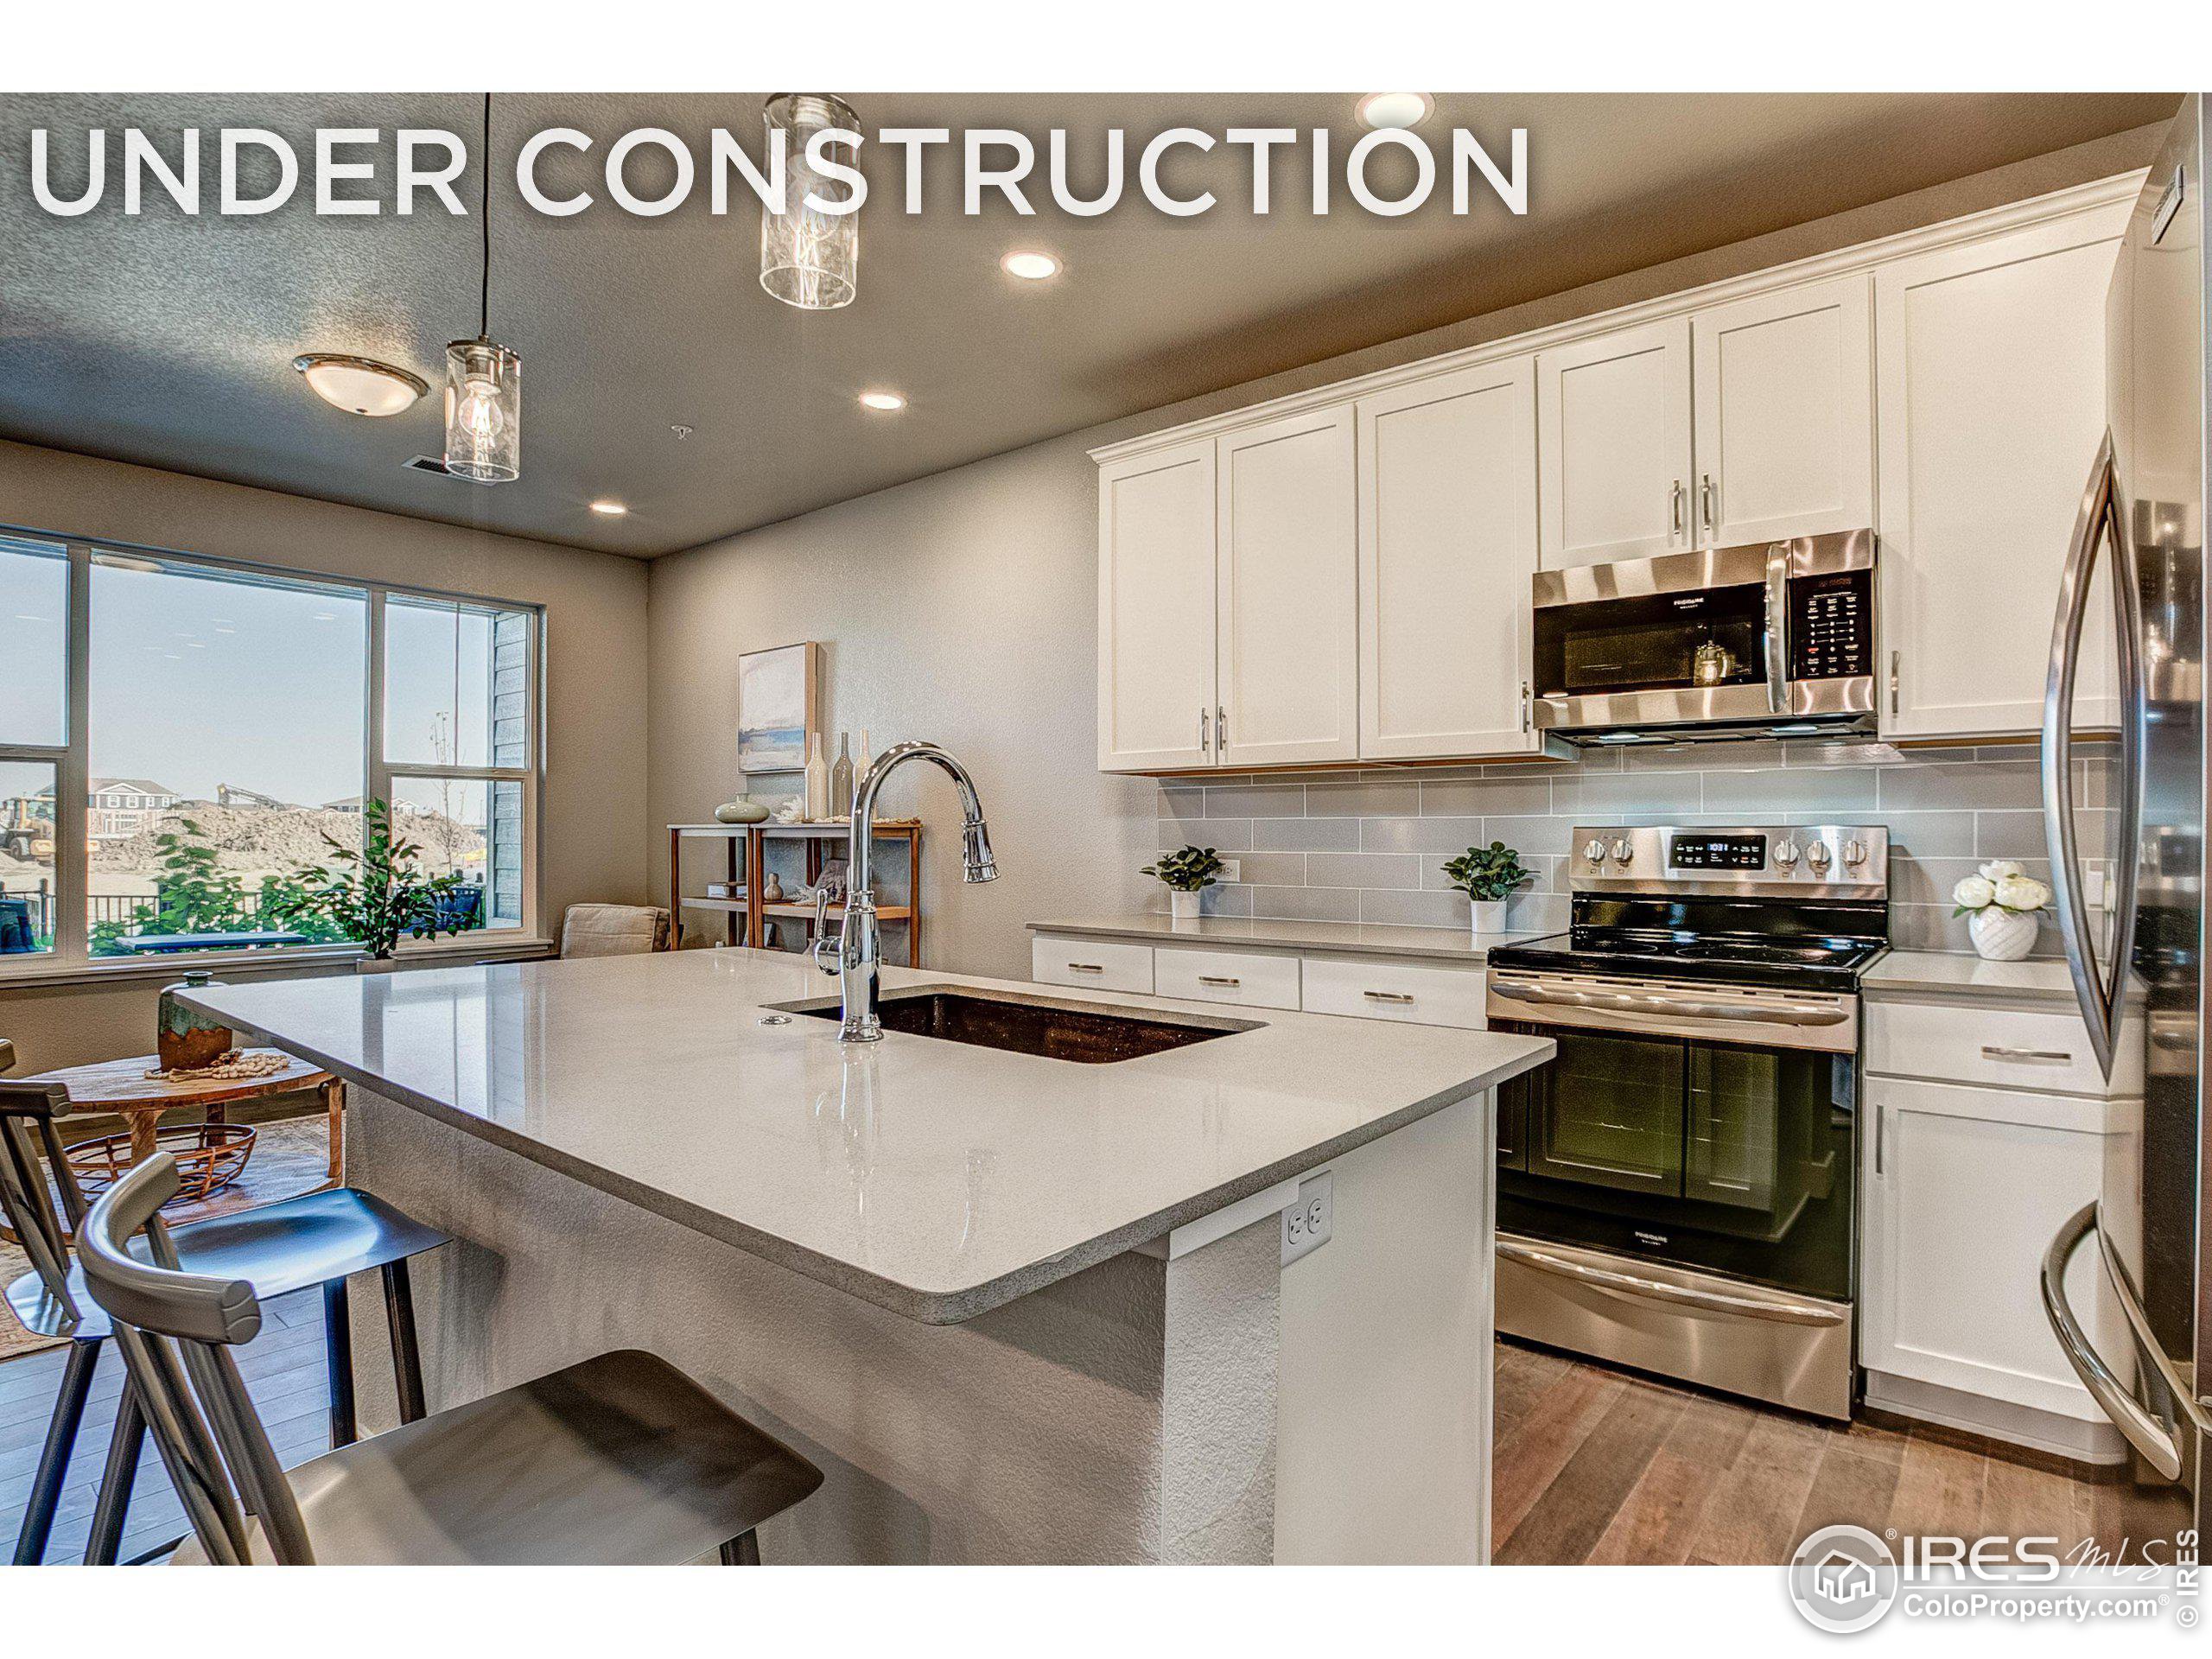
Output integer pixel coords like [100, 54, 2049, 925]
[403, 454, 455, 477]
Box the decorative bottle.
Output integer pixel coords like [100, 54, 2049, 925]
[804, 733, 830, 821]
[830, 732, 855, 819]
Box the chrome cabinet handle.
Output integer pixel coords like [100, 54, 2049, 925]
[1669, 480, 1687, 540]
[1498, 1237, 1846, 1327]
[2040, 1205, 2198, 1480]
[1197, 975, 1241, 988]
[1981, 1045, 2072, 1063]
[1889, 649, 1900, 717]
[1198, 708, 1210, 754]
[1362, 990, 1415, 1004]
[1873, 1103, 1885, 1176]
[1216, 704, 1227, 750]
[1762, 541, 1789, 715]
[2041, 429, 2143, 1080]
[1700, 473, 1718, 537]
[1065, 963, 1105, 973]
[1520, 680, 1531, 733]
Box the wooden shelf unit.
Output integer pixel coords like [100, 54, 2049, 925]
[666, 819, 923, 963]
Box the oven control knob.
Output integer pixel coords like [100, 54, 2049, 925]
[1843, 838, 1867, 868]
[1611, 838, 1634, 865]
[1807, 842, 1834, 871]
[1583, 838, 1608, 864]
[1774, 839, 1801, 868]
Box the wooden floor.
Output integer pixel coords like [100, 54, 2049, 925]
[0, 1286, 333, 1564]
[1493, 1338, 2193, 1566]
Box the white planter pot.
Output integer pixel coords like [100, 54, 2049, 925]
[1968, 906, 2039, 962]
[356, 957, 406, 975]
[1469, 899, 1510, 938]
[1168, 890, 1202, 921]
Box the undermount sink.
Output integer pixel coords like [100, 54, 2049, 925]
[768, 984, 1259, 1064]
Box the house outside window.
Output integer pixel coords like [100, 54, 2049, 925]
[0, 529, 543, 971]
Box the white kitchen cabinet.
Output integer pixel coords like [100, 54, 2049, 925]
[1215, 406, 1360, 767]
[1875, 204, 2130, 740]
[1357, 359, 1544, 760]
[1537, 316, 1694, 568]
[1152, 944, 1303, 1011]
[1096, 440, 1217, 772]
[1860, 1074, 2138, 1444]
[1690, 275, 1874, 548]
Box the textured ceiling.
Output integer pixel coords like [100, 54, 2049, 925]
[0, 92, 2178, 557]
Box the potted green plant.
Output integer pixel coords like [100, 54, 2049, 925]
[265, 798, 470, 971]
[1141, 845, 1226, 921]
[1440, 841, 1533, 939]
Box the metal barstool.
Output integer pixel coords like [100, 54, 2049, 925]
[79, 1154, 823, 1564]
[0, 1073, 448, 1563]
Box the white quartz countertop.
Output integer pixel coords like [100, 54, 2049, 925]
[1863, 950, 2085, 1005]
[182, 950, 1552, 1325]
[1028, 914, 1551, 962]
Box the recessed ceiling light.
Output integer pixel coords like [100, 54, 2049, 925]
[1356, 92, 1434, 131]
[588, 499, 628, 517]
[292, 353, 429, 417]
[1001, 251, 1062, 281]
[859, 390, 906, 412]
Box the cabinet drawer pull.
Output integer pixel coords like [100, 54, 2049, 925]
[1890, 650, 1900, 717]
[1066, 963, 1105, 973]
[1981, 1044, 2072, 1063]
[1363, 990, 1416, 1004]
[1198, 975, 1242, 988]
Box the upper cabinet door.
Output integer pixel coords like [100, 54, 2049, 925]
[1097, 440, 1217, 772]
[1690, 275, 1875, 548]
[1536, 316, 1694, 569]
[1216, 406, 1360, 768]
[1875, 206, 2130, 741]
[1358, 358, 1542, 760]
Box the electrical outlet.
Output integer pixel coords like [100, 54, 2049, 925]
[1281, 1168, 1333, 1266]
[1217, 859, 1240, 883]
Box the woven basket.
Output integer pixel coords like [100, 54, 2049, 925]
[67, 1122, 257, 1205]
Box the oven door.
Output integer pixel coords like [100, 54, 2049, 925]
[1490, 981, 1856, 1300]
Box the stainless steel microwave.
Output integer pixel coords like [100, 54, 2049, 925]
[1529, 530, 1877, 743]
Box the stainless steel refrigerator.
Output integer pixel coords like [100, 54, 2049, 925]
[2042, 92, 2210, 1536]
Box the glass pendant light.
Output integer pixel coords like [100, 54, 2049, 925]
[760, 93, 861, 311]
[445, 92, 521, 483]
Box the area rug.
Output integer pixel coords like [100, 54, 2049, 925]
[0, 1113, 335, 1361]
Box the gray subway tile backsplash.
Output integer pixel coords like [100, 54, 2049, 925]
[1154, 736, 2066, 956]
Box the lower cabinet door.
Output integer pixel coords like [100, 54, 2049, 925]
[1860, 1075, 2139, 1423]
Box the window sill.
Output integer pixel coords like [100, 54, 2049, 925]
[0, 936, 557, 994]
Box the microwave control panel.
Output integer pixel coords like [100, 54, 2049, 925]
[1788, 569, 1873, 682]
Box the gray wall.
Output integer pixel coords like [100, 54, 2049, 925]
[1153, 738, 2101, 957]
[0, 439, 652, 1069]
[648, 127, 2158, 979]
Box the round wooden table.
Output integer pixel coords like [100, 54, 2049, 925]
[22, 1050, 344, 1185]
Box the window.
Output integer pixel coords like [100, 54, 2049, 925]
[0, 529, 542, 971]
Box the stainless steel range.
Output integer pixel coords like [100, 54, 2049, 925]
[1484, 823, 1890, 1420]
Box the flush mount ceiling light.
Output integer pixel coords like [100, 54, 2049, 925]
[858, 390, 906, 412]
[291, 353, 429, 417]
[588, 499, 628, 516]
[1356, 92, 1435, 130]
[444, 92, 522, 485]
[1001, 251, 1062, 281]
[761, 93, 862, 311]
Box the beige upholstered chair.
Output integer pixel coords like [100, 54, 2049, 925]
[560, 903, 671, 957]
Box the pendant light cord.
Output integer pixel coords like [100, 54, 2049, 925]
[478, 92, 493, 341]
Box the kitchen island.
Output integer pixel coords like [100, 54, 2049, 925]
[181, 948, 1550, 1564]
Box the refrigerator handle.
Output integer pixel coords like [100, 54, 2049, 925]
[2040, 431, 2143, 1080]
[2040, 1203, 2205, 1481]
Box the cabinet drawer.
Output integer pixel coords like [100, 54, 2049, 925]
[1031, 937, 1153, 995]
[1865, 1000, 2139, 1097]
[1300, 953, 1486, 1029]
[1153, 946, 1301, 1011]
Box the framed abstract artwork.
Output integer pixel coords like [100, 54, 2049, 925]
[736, 640, 822, 773]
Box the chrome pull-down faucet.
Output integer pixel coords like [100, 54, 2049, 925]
[816, 741, 996, 1041]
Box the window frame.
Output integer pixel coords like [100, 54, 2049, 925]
[0, 525, 548, 982]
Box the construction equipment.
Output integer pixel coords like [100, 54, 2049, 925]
[216, 782, 289, 810]
[0, 794, 54, 861]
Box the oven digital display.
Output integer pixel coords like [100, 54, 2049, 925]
[1669, 834, 1767, 870]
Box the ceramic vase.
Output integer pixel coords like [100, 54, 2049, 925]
[1470, 899, 1510, 938]
[1169, 890, 1202, 921]
[1969, 905, 2038, 962]
[714, 798, 769, 824]
[156, 969, 234, 1071]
